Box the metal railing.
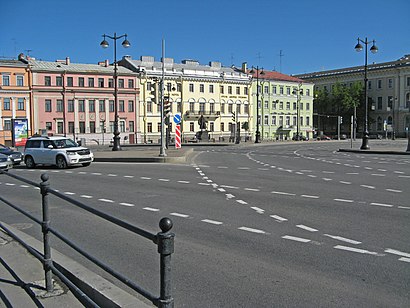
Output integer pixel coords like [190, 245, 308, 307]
[0, 170, 175, 307]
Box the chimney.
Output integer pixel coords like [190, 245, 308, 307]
[105, 59, 109, 67]
[66, 57, 70, 65]
[242, 62, 247, 73]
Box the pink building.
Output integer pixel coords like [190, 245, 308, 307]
[28, 56, 140, 145]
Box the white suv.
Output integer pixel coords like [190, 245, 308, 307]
[24, 136, 94, 169]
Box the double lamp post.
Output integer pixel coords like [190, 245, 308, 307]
[250, 66, 264, 143]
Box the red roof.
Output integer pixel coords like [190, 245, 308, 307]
[248, 69, 305, 83]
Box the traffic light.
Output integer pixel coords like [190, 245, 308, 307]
[232, 111, 236, 122]
[148, 82, 157, 104]
[164, 97, 172, 116]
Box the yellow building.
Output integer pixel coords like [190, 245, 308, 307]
[119, 56, 251, 143]
[0, 56, 31, 146]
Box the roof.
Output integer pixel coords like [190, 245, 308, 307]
[28, 59, 135, 75]
[0, 59, 28, 67]
[249, 69, 308, 83]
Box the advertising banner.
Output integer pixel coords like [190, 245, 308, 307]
[12, 118, 29, 147]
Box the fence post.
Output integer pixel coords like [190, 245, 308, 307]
[40, 173, 53, 292]
[157, 217, 174, 308]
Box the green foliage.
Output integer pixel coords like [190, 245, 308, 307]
[241, 121, 249, 131]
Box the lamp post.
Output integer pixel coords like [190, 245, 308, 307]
[293, 83, 303, 140]
[355, 37, 378, 150]
[100, 33, 130, 151]
[250, 66, 264, 143]
[389, 97, 396, 140]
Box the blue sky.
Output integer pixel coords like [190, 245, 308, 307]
[1, 0, 409, 75]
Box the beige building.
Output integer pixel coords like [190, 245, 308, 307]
[119, 56, 251, 143]
[297, 54, 410, 137]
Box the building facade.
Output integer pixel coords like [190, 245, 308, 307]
[119, 56, 251, 143]
[28, 56, 139, 145]
[250, 69, 314, 140]
[0, 58, 31, 146]
[297, 54, 410, 137]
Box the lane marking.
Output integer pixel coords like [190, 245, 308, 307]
[108, 174, 118, 177]
[141, 177, 151, 180]
[226, 194, 235, 199]
[322, 178, 332, 181]
[370, 202, 393, 208]
[91, 172, 102, 176]
[270, 215, 288, 222]
[334, 199, 354, 203]
[244, 188, 260, 192]
[64, 192, 76, 195]
[361, 185, 375, 189]
[398, 206, 410, 210]
[324, 234, 361, 244]
[170, 212, 190, 218]
[143, 207, 160, 212]
[158, 179, 170, 182]
[237, 200, 248, 205]
[218, 188, 226, 192]
[124, 175, 134, 178]
[371, 174, 385, 177]
[296, 225, 318, 232]
[301, 195, 319, 199]
[334, 245, 383, 256]
[99, 198, 114, 203]
[384, 248, 410, 258]
[386, 189, 402, 193]
[339, 181, 351, 185]
[250, 206, 264, 214]
[238, 227, 266, 234]
[120, 202, 135, 207]
[271, 191, 296, 196]
[201, 219, 223, 225]
[80, 195, 93, 199]
[399, 257, 410, 263]
[221, 185, 239, 189]
[177, 180, 190, 184]
[282, 235, 311, 243]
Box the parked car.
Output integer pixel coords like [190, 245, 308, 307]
[24, 136, 94, 169]
[317, 135, 331, 140]
[0, 144, 23, 165]
[0, 152, 13, 172]
[292, 134, 308, 141]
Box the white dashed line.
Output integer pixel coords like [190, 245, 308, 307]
[370, 202, 393, 208]
[282, 235, 311, 243]
[108, 174, 118, 177]
[339, 181, 351, 185]
[250, 206, 264, 214]
[296, 225, 318, 232]
[177, 180, 190, 184]
[301, 195, 319, 199]
[334, 199, 354, 203]
[270, 215, 288, 222]
[158, 179, 170, 182]
[91, 172, 102, 176]
[398, 206, 410, 210]
[324, 234, 361, 244]
[124, 175, 134, 178]
[80, 195, 93, 199]
[119, 202, 135, 207]
[236, 200, 248, 205]
[217, 188, 226, 192]
[384, 248, 410, 258]
[98, 198, 114, 203]
[238, 227, 266, 234]
[334, 245, 382, 256]
[201, 219, 223, 225]
[386, 189, 402, 193]
[170, 212, 190, 218]
[140, 177, 151, 180]
[226, 194, 235, 199]
[361, 185, 375, 189]
[399, 257, 410, 263]
[271, 191, 296, 196]
[143, 207, 160, 212]
[220, 185, 239, 189]
[64, 192, 76, 195]
[244, 188, 260, 192]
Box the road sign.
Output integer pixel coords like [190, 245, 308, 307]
[173, 113, 181, 124]
[175, 124, 181, 149]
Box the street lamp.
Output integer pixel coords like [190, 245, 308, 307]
[355, 37, 378, 150]
[100, 33, 130, 151]
[293, 83, 303, 140]
[250, 66, 264, 143]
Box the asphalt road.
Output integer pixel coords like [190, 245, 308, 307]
[1, 141, 409, 307]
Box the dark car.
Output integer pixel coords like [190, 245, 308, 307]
[0, 144, 23, 165]
[292, 134, 308, 141]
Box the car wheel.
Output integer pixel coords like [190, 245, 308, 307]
[82, 162, 91, 167]
[25, 156, 36, 169]
[56, 156, 68, 169]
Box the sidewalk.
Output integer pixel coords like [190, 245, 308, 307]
[338, 138, 410, 155]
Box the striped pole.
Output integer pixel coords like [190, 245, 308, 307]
[175, 124, 181, 149]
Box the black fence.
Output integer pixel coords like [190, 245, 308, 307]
[0, 170, 175, 307]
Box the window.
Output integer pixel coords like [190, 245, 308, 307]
[244, 104, 249, 114]
[271, 116, 276, 125]
[109, 78, 114, 88]
[99, 100, 105, 112]
[45, 76, 51, 86]
[272, 101, 277, 109]
[306, 116, 310, 126]
[128, 79, 134, 88]
[209, 85, 214, 93]
[286, 87, 291, 95]
[220, 122, 225, 132]
[368, 80, 372, 89]
[264, 86, 269, 94]
[286, 116, 290, 126]
[190, 122, 194, 132]
[147, 123, 152, 133]
[200, 84, 204, 93]
[78, 77, 84, 87]
[119, 100, 125, 112]
[78, 100, 85, 112]
[98, 78, 104, 87]
[236, 87, 240, 95]
[306, 89, 310, 96]
[273, 86, 277, 94]
[56, 76, 63, 86]
[17, 98, 24, 110]
[306, 103, 310, 110]
[45, 99, 52, 112]
[79, 122, 85, 133]
[280, 86, 284, 95]
[90, 121, 96, 133]
[189, 102, 195, 112]
[199, 102, 205, 112]
[57, 99, 63, 112]
[209, 122, 214, 132]
[57, 122, 63, 134]
[378, 80, 382, 89]
[16, 75, 24, 86]
[220, 85, 224, 94]
[4, 119, 11, 130]
[118, 79, 124, 88]
[68, 100, 74, 112]
[68, 122, 74, 133]
[120, 121, 125, 132]
[286, 102, 290, 110]
[228, 104, 233, 113]
[147, 101, 152, 113]
[377, 97, 383, 110]
[264, 101, 269, 109]
[129, 121, 134, 132]
[244, 87, 248, 95]
[128, 100, 134, 112]
[67, 77, 73, 87]
[157, 123, 162, 132]
[109, 100, 114, 112]
[236, 104, 240, 114]
[293, 102, 297, 110]
[89, 100, 95, 112]
[88, 78, 94, 87]
[279, 101, 283, 109]
[177, 83, 182, 92]
[210, 102, 215, 113]
[300, 116, 304, 126]
[264, 115, 269, 125]
[228, 86, 232, 94]
[293, 116, 297, 126]
[3, 74, 10, 86]
[388, 79, 393, 88]
[189, 83, 194, 92]
[221, 103, 225, 114]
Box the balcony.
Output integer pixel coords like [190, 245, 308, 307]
[184, 110, 220, 121]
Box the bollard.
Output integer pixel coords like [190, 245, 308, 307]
[40, 173, 53, 292]
[157, 218, 174, 308]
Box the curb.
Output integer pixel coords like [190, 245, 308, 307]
[338, 148, 410, 155]
[1, 222, 153, 308]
